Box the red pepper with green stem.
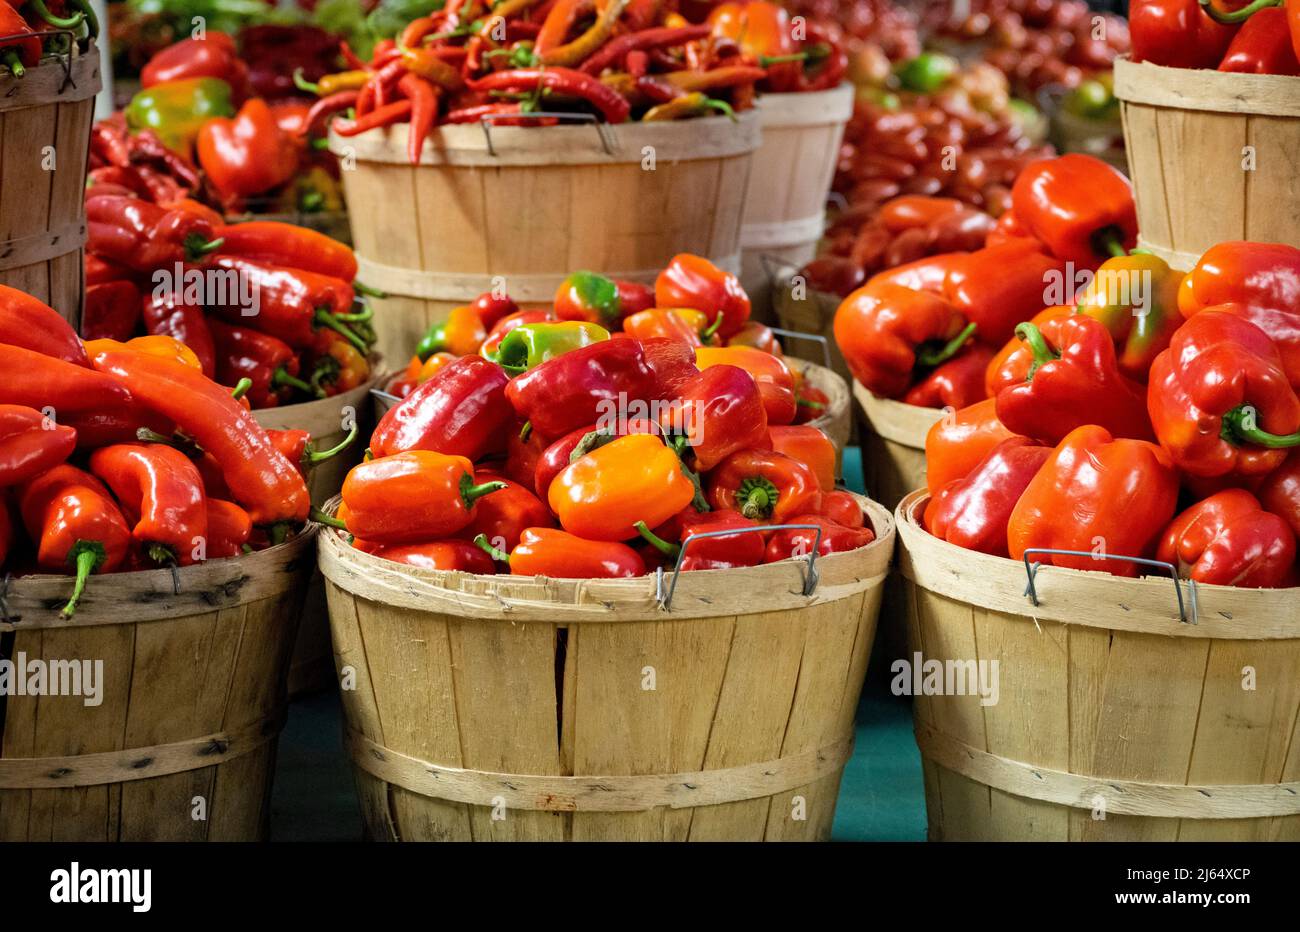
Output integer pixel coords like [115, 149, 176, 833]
[655, 254, 751, 340]
[1148, 310, 1300, 479]
[310, 329, 372, 397]
[833, 280, 975, 398]
[0, 4, 40, 77]
[141, 32, 250, 101]
[636, 509, 766, 571]
[468, 67, 631, 123]
[554, 271, 642, 326]
[903, 344, 994, 410]
[707, 449, 821, 523]
[216, 221, 359, 283]
[924, 437, 1052, 557]
[89, 348, 310, 524]
[1130, 0, 1238, 68]
[1074, 253, 1185, 382]
[19, 465, 131, 617]
[0, 284, 88, 364]
[398, 72, 441, 165]
[765, 515, 875, 562]
[341, 450, 506, 545]
[0, 405, 77, 487]
[209, 320, 319, 408]
[994, 316, 1154, 445]
[368, 540, 498, 573]
[456, 471, 554, 552]
[1007, 424, 1180, 576]
[1218, 7, 1300, 72]
[196, 98, 300, 203]
[531, 417, 662, 500]
[662, 364, 769, 472]
[475, 527, 646, 578]
[266, 425, 360, 481]
[579, 24, 712, 75]
[372, 355, 514, 459]
[1157, 489, 1295, 588]
[88, 443, 208, 566]
[1009, 155, 1137, 268]
[87, 196, 224, 271]
[143, 290, 217, 379]
[793, 384, 830, 425]
[943, 241, 1067, 346]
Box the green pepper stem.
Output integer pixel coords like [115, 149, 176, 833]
[915, 321, 977, 369]
[267, 522, 292, 546]
[1014, 321, 1060, 381]
[797, 397, 827, 410]
[147, 543, 176, 566]
[703, 97, 738, 122]
[353, 281, 387, 299]
[61, 541, 105, 618]
[634, 520, 681, 560]
[229, 377, 253, 401]
[184, 234, 225, 262]
[273, 367, 324, 397]
[519, 421, 533, 442]
[314, 309, 370, 353]
[1199, 0, 1280, 22]
[29, 0, 85, 28]
[1222, 405, 1300, 449]
[293, 68, 322, 95]
[760, 52, 809, 66]
[72, 0, 99, 38]
[3, 51, 26, 79]
[334, 305, 374, 323]
[460, 474, 508, 509]
[1090, 226, 1128, 260]
[307, 423, 360, 464]
[736, 476, 778, 521]
[701, 312, 724, 341]
[474, 533, 510, 564]
[310, 507, 349, 530]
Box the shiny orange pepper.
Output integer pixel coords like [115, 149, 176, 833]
[768, 425, 836, 491]
[548, 433, 697, 541]
[622, 308, 707, 346]
[84, 335, 202, 371]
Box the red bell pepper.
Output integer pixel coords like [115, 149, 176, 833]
[82, 281, 143, 342]
[0, 405, 77, 487]
[1074, 253, 1185, 382]
[820, 490, 865, 528]
[554, 271, 635, 326]
[1157, 489, 1296, 588]
[925, 437, 1052, 557]
[664, 364, 769, 471]
[924, 398, 1017, 493]
[1148, 310, 1300, 479]
[477, 527, 646, 579]
[209, 320, 314, 408]
[341, 451, 506, 545]
[639, 337, 701, 399]
[636, 509, 766, 571]
[1259, 449, 1300, 539]
[506, 339, 658, 440]
[903, 345, 994, 410]
[456, 471, 555, 553]
[0, 285, 88, 365]
[196, 99, 300, 203]
[693, 346, 797, 426]
[89, 443, 208, 566]
[1130, 0, 1238, 69]
[707, 449, 821, 523]
[943, 242, 1067, 347]
[367, 540, 497, 574]
[141, 32, 251, 102]
[371, 356, 513, 460]
[834, 281, 974, 398]
[0, 5, 40, 77]
[765, 515, 875, 562]
[1009, 154, 1137, 268]
[1218, 7, 1300, 73]
[655, 254, 752, 339]
[994, 316, 1154, 445]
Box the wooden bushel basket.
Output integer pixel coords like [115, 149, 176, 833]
[254, 378, 381, 697]
[0, 43, 100, 330]
[330, 114, 759, 365]
[738, 84, 853, 320]
[318, 497, 893, 841]
[1115, 57, 1300, 270]
[771, 277, 851, 385]
[0, 529, 317, 841]
[896, 491, 1300, 841]
[852, 381, 941, 512]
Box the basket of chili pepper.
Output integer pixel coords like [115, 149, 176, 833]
[699, 3, 852, 321]
[313, 278, 893, 839]
[892, 234, 1300, 840]
[0, 11, 100, 331]
[0, 285, 326, 841]
[1116, 2, 1300, 269]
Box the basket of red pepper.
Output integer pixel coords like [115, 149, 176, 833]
[893, 236, 1300, 841]
[0, 284, 336, 841]
[310, 2, 783, 365]
[314, 252, 893, 840]
[0, 8, 100, 329]
[1116, 1, 1300, 269]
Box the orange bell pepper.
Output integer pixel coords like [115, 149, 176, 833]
[768, 425, 836, 491]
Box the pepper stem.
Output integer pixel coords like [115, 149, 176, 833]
[267, 522, 292, 546]
[701, 312, 724, 341]
[146, 543, 176, 566]
[1091, 226, 1128, 260]
[353, 281, 388, 299]
[703, 97, 737, 122]
[334, 305, 374, 323]
[473, 533, 510, 563]
[307, 423, 360, 464]
[184, 234, 225, 262]
[1014, 322, 1060, 381]
[1199, 0, 1280, 22]
[634, 521, 681, 560]
[229, 377, 253, 401]
[460, 474, 507, 508]
[3, 51, 26, 79]
[293, 68, 322, 95]
[760, 52, 810, 66]
[797, 397, 827, 410]
[273, 366, 325, 397]
[1221, 405, 1300, 449]
[73, 0, 99, 38]
[915, 321, 976, 368]
[519, 421, 533, 442]
[61, 541, 106, 618]
[29, 0, 85, 28]
[313, 309, 370, 353]
[737, 476, 778, 520]
[310, 507, 349, 530]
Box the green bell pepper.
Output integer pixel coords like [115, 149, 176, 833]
[125, 77, 236, 155]
[496, 322, 609, 374]
[895, 53, 958, 94]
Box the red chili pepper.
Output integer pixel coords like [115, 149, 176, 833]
[468, 67, 632, 123]
[207, 256, 362, 352]
[0, 344, 134, 413]
[216, 221, 358, 282]
[0, 284, 89, 365]
[19, 465, 132, 617]
[372, 356, 514, 460]
[89, 443, 208, 566]
[579, 24, 712, 74]
[81, 281, 143, 342]
[0, 405, 77, 487]
[399, 72, 441, 165]
[302, 89, 359, 137]
[1157, 489, 1296, 588]
[477, 527, 647, 578]
[89, 349, 309, 525]
[924, 436, 1052, 557]
[332, 99, 414, 135]
[765, 514, 875, 562]
[142, 290, 217, 378]
[341, 451, 506, 545]
[87, 196, 224, 271]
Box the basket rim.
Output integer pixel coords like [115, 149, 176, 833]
[853, 382, 943, 447]
[1114, 55, 1300, 117]
[896, 489, 1300, 639]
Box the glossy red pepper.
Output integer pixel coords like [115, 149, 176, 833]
[639, 337, 701, 399]
[1218, 7, 1300, 73]
[89, 443, 208, 566]
[141, 32, 251, 101]
[506, 338, 658, 440]
[694, 346, 797, 425]
[655, 254, 752, 339]
[1157, 489, 1296, 588]
[142, 290, 217, 379]
[81, 281, 142, 342]
[1130, 0, 1238, 69]
[820, 490, 865, 528]
[707, 449, 821, 523]
[371, 356, 514, 460]
[924, 398, 1017, 494]
[341, 451, 506, 545]
[943, 242, 1066, 347]
[903, 344, 994, 410]
[0, 405, 77, 487]
[368, 540, 498, 574]
[1009, 155, 1137, 268]
[209, 320, 313, 408]
[924, 437, 1052, 557]
[663, 364, 769, 472]
[636, 509, 766, 571]
[207, 256, 362, 352]
[87, 196, 224, 271]
[768, 424, 836, 491]
[216, 221, 358, 282]
[456, 471, 555, 552]
[0, 285, 88, 365]
[204, 498, 252, 558]
[479, 527, 647, 579]
[196, 99, 300, 203]
[765, 515, 875, 562]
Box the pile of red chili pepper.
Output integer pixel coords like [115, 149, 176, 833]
[0, 285, 352, 616]
[0, 0, 97, 78]
[925, 0, 1130, 94]
[82, 184, 378, 409]
[300, 0, 847, 164]
[1131, 0, 1300, 74]
[333, 253, 872, 579]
